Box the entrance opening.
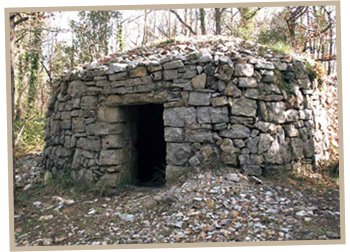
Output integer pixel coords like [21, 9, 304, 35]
[135, 104, 166, 187]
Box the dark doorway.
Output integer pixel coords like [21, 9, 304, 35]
[136, 104, 166, 187]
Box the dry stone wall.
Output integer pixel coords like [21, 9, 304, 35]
[44, 38, 324, 187]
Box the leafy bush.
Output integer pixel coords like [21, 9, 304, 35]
[153, 38, 180, 48]
[269, 42, 293, 54]
[305, 61, 327, 85]
[258, 27, 289, 46]
[305, 61, 318, 81]
[234, 22, 255, 41]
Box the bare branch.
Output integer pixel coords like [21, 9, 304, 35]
[241, 7, 263, 21]
[220, 8, 227, 14]
[169, 9, 197, 35]
[39, 59, 52, 84]
[14, 16, 29, 26]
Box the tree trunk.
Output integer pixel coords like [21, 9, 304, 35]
[230, 8, 234, 36]
[199, 8, 206, 35]
[15, 55, 24, 122]
[189, 9, 193, 32]
[142, 10, 148, 46]
[327, 9, 334, 75]
[307, 7, 311, 54]
[215, 8, 222, 35]
[10, 14, 16, 206]
[184, 9, 188, 36]
[195, 9, 198, 35]
[168, 10, 171, 38]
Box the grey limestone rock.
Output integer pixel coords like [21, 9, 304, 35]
[188, 92, 211, 106]
[231, 97, 257, 117]
[219, 125, 251, 139]
[166, 143, 191, 166]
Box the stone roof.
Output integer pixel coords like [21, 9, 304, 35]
[61, 36, 300, 81]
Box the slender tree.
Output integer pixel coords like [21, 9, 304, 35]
[199, 8, 206, 35]
[9, 12, 36, 205]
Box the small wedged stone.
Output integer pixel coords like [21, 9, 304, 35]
[210, 96, 228, 107]
[191, 74, 207, 89]
[219, 125, 251, 139]
[238, 77, 257, 88]
[235, 63, 254, 77]
[129, 67, 148, 78]
[106, 63, 128, 74]
[163, 60, 185, 70]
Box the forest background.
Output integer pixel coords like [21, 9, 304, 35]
[9, 5, 337, 156]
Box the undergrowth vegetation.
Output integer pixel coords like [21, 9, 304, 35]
[305, 61, 327, 86]
[269, 42, 293, 54]
[14, 112, 46, 156]
[267, 163, 339, 192]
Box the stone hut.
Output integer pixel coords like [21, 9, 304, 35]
[43, 37, 327, 188]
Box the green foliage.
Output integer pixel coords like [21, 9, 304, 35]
[269, 42, 293, 54]
[51, 43, 75, 76]
[214, 162, 226, 171]
[27, 51, 39, 111]
[117, 23, 125, 51]
[154, 38, 178, 47]
[233, 7, 261, 40]
[93, 180, 108, 197]
[292, 60, 305, 74]
[305, 61, 327, 85]
[14, 112, 46, 154]
[45, 170, 91, 196]
[274, 69, 291, 96]
[14, 14, 47, 124]
[257, 9, 289, 45]
[305, 61, 318, 81]
[70, 10, 123, 63]
[258, 47, 267, 57]
[258, 28, 289, 46]
[234, 21, 255, 41]
[257, 12, 293, 55]
[15, 188, 37, 209]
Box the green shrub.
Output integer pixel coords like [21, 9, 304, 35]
[153, 38, 180, 48]
[234, 22, 255, 41]
[258, 26, 289, 46]
[269, 42, 293, 54]
[14, 112, 46, 155]
[305, 61, 327, 85]
[45, 170, 91, 196]
[305, 61, 318, 82]
[258, 47, 267, 57]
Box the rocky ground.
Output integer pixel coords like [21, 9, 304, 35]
[14, 153, 340, 247]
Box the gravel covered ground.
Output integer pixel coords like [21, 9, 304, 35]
[14, 154, 340, 246]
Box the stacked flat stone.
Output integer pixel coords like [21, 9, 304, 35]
[44, 38, 320, 187]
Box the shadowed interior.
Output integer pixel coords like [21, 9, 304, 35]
[135, 104, 166, 186]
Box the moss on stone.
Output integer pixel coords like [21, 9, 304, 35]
[273, 68, 291, 97]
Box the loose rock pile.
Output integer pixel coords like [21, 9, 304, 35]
[14, 153, 45, 191]
[43, 36, 334, 187]
[14, 166, 340, 246]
